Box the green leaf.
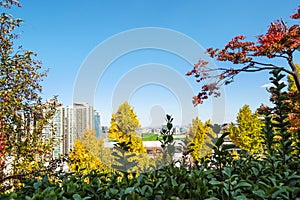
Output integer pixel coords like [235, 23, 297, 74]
[124, 187, 135, 194]
[222, 144, 236, 151]
[234, 195, 247, 200]
[251, 167, 259, 176]
[166, 114, 171, 121]
[171, 178, 178, 187]
[72, 194, 82, 200]
[223, 167, 232, 177]
[167, 122, 173, 130]
[33, 181, 42, 189]
[233, 181, 252, 189]
[109, 188, 119, 195]
[209, 180, 222, 186]
[252, 189, 266, 198]
[178, 183, 185, 193]
[271, 188, 286, 198]
[215, 132, 229, 147]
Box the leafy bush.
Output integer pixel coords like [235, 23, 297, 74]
[1, 69, 300, 199]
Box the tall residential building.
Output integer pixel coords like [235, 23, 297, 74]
[65, 103, 95, 152]
[94, 111, 101, 138]
[73, 102, 94, 138]
[43, 105, 66, 159]
[65, 106, 75, 154]
[44, 102, 99, 155]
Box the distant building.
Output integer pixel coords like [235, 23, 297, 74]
[94, 111, 101, 138]
[65, 103, 95, 152]
[72, 102, 94, 138]
[101, 126, 108, 139]
[44, 102, 100, 156]
[43, 104, 66, 159]
[65, 106, 74, 154]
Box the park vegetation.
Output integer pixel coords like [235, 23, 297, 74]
[1, 1, 300, 199]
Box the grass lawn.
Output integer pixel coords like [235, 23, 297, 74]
[142, 133, 160, 141]
[141, 133, 186, 141]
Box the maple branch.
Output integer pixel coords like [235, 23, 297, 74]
[250, 61, 293, 75]
[273, 54, 289, 59]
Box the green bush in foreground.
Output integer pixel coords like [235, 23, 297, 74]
[1, 69, 300, 200]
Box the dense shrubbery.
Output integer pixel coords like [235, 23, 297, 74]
[1, 1, 300, 199]
[1, 69, 300, 199]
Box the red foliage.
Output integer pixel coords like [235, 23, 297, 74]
[286, 91, 300, 133]
[255, 20, 300, 58]
[187, 6, 300, 105]
[291, 7, 300, 19]
[0, 131, 6, 171]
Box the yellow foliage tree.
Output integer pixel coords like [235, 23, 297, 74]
[187, 118, 215, 161]
[108, 101, 145, 154]
[228, 105, 264, 154]
[68, 139, 104, 174]
[81, 130, 111, 164]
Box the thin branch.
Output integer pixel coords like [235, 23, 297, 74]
[274, 54, 289, 59]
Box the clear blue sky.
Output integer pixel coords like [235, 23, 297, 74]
[7, 1, 299, 126]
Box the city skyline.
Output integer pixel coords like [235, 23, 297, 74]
[44, 100, 194, 158]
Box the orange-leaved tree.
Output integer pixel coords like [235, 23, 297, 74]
[187, 7, 300, 105]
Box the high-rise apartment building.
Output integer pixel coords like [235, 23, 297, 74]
[65, 106, 75, 154]
[44, 102, 100, 156]
[72, 102, 94, 138]
[94, 111, 101, 138]
[43, 105, 66, 159]
[65, 103, 95, 152]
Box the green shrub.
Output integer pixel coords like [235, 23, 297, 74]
[2, 69, 300, 199]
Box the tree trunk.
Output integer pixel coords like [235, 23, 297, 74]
[288, 55, 300, 93]
[292, 71, 300, 93]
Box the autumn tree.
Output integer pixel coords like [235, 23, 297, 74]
[68, 140, 104, 174]
[228, 105, 264, 154]
[187, 117, 215, 161]
[187, 7, 300, 105]
[80, 130, 111, 169]
[0, 0, 57, 187]
[108, 101, 145, 154]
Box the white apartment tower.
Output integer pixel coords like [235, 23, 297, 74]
[44, 102, 97, 156]
[65, 103, 95, 152]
